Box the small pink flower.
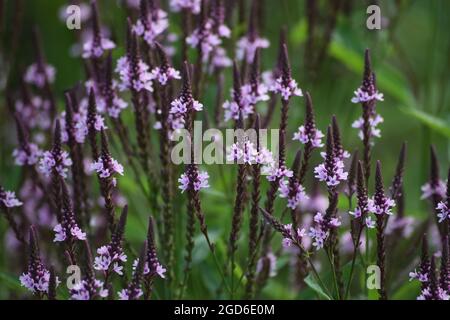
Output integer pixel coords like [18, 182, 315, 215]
[24, 63, 56, 88]
[270, 77, 303, 101]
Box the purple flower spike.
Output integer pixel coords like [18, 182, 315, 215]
[24, 63, 56, 88]
[351, 50, 384, 104]
[314, 126, 348, 187]
[94, 206, 128, 275]
[151, 43, 181, 85]
[90, 130, 124, 184]
[269, 44, 302, 101]
[20, 226, 59, 294]
[436, 169, 450, 223]
[82, 1, 115, 59]
[0, 186, 23, 208]
[118, 240, 148, 300]
[293, 96, 324, 148]
[53, 179, 86, 242]
[308, 212, 341, 250]
[236, 2, 269, 63]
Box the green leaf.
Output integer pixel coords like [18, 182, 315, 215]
[398, 105, 450, 137]
[304, 274, 332, 300]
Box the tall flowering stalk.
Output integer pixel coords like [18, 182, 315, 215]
[228, 112, 247, 296]
[294, 92, 324, 185]
[245, 114, 261, 299]
[39, 120, 72, 222]
[94, 206, 128, 284]
[258, 44, 300, 291]
[422, 146, 447, 237]
[372, 161, 391, 300]
[63, 92, 90, 227]
[345, 161, 369, 298]
[118, 241, 147, 300]
[29, 28, 57, 120]
[153, 43, 180, 281]
[132, 0, 168, 48]
[90, 130, 124, 231]
[351, 49, 384, 185]
[53, 178, 87, 264]
[143, 216, 166, 299]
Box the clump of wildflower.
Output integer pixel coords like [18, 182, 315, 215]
[144, 216, 167, 279]
[421, 181, 446, 200]
[24, 63, 56, 88]
[132, 0, 168, 47]
[13, 143, 42, 166]
[82, 1, 115, 58]
[308, 212, 341, 250]
[39, 121, 73, 178]
[71, 278, 108, 300]
[94, 206, 128, 275]
[20, 227, 59, 294]
[0, 188, 23, 208]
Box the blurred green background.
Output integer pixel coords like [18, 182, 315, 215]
[0, 0, 449, 299]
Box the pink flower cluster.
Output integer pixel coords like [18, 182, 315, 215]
[421, 180, 446, 200]
[151, 66, 181, 86]
[61, 109, 106, 144]
[436, 201, 449, 223]
[269, 77, 303, 101]
[53, 222, 86, 242]
[240, 83, 270, 109]
[236, 36, 269, 64]
[168, 96, 203, 132]
[293, 125, 324, 148]
[116, 57, 155, 92]
[178, 170, 209, 192]
[367, 196, 395, 216]
[308, 212, 341, 250]
[351, 87, 384, 104]
[90, 156, 124, 186]
[85, 79, 128, 119]
[20, 267, 55, 294]
[186, 17, 230, 64]
[39, 150, 72, 178]
[82, 36, 115, 59]
[132, 257, 166, 279]
[170, 0, 201, 14]
[94, 244, 128, 275]
[314, 157, 348, 187]
[132, 9, 169, 46]
[265, 164, 293, 183]
[349, 206, 376, 229]
[15, 96, 52, 131]
[282, 224, 306, 248]
[279, 181, 308, 210]
[0, 189, 23, 208]
[352, 114, 384, 141]
[70, 279, 109, 300]
[12, 143, 42, 166]
[24, 63, 56, 88]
